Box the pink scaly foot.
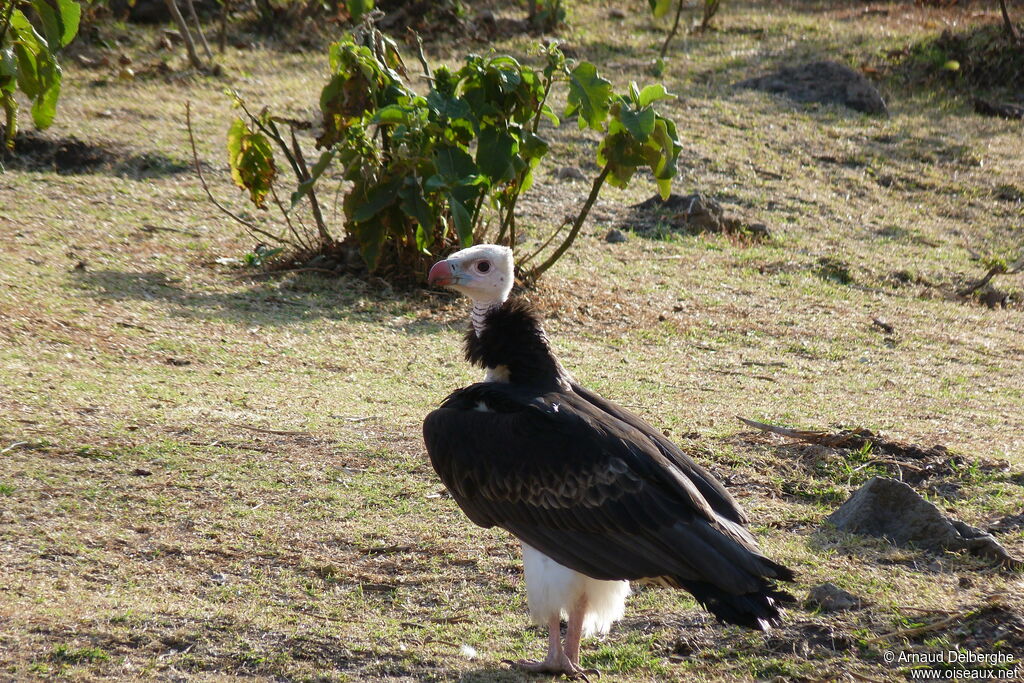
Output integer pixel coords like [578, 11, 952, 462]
[503, 656, 600, 681]
[503, 599, 601, 681]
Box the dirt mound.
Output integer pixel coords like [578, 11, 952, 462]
[619, 193, 770, 241]
[2, 131, 189, 177]
[734, 60, 888, 115]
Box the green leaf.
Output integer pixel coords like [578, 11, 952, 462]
[0, 49, 17, 93]
[29, 64, 60, 129]
[539, 103, 560, 127]
[434, 146, 476, 181]
[520, 132, 550, 162]
[447, 193, 473, 246]
[414, 222, 432, 253]
[289, 147, 337, 210]
[352, 216, 387, 271]
[55, 0, 81, 46]
[565, 62, 613, 130]
[628, 81, 640, 105]
[346, 0, 373, 22]
[11, 14, 44, 98]
[656, 176, 672, 200]
[616, 104, 656, 143]
[371, 104, 408, 125]
[638, 83, 674, 107]
[648, 0, 673, 19]
[32, 0, 81, 51]
[351, 177, 402, 223]
[226, 118, 277, 208]
[399, 181, 434, 234]
[476, 127, 517, 183]
[426, 90, 473, 122]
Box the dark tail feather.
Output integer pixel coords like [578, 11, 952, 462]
[681, 580, 796, 630]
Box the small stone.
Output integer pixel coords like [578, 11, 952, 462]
[805, 582, 862, 612]
[605, 228, 627, 244]
[609, 8, 626, 19]
[555, 166, 585, 181]
[747, 223, 771, 238]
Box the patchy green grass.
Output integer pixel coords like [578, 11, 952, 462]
[1, 0, 1023, 680]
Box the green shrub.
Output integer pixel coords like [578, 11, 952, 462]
[218, 24, 681, 284]
[0, 0, 81, 148]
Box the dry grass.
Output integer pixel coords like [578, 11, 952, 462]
[1, 0, 1023, 680]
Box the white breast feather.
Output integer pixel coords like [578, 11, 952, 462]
[521, 543, 630, 636]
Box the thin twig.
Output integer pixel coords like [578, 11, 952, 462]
[0, 0, 17, 49]
[163, 0, 205, 69]
[1, 441, 28, 455]
[269, 184, 308, 251]
[231, 423, 310, 436]
[409, 29, 431, 80]
[660, 0, 685, 60]
[957, 264, 1005, 297]
[139, 224, 200, 237]
[518, 218, 569, 268]
[529, 164, 611, 279]
[849, 673, 888, 683]
[862, 612, 967, 643]
[998, 0, 1021, 43]
[186, 101, 287, 246]
[183, 0, 213, 61]
[853, 457, 924, 473]
[898, 606, 952, 615]
[289, 126, 333, 246]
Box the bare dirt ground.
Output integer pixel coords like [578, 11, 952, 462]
[1, 0, 1022, 680]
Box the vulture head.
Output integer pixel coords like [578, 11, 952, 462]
[427, 244, 514, 308]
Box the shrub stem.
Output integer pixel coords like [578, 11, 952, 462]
[528, 163, 610, 280]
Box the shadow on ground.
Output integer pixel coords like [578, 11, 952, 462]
[71, 268, 454, 333]
[1, 131, 190, 178]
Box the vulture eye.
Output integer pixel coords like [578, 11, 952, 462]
[476, 261, 491, 273]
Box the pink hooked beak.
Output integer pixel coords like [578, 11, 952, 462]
[427, 259, 455, 287]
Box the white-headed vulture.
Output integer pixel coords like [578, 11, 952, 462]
[423, 244, 794, 679]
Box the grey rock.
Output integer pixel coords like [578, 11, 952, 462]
[605, 228, 628, 243]
[827, 477, 1023, 568]
[805, 582, 861, 611]
[746, 223, 771, 238]
[735, 60, 888, 115]
[555, 166, 586, 181]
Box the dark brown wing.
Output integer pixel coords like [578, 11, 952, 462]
[569, 381, 749, 525]
[423, 383, 793, 627]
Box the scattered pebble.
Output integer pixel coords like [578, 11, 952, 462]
[555, 166, 585, 181]
[805, 582, 862, 612]
[605, 228, 628, 243]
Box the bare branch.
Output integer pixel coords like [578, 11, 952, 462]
[187, 101, 294, 247]
[163, 0, 205, 69]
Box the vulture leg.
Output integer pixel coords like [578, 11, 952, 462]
[506, 599, 601, 681]
[565, 595, 601, 680]
[505, 615, 566, 673]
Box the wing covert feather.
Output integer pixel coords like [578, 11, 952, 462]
[422, 384, 784, 592]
